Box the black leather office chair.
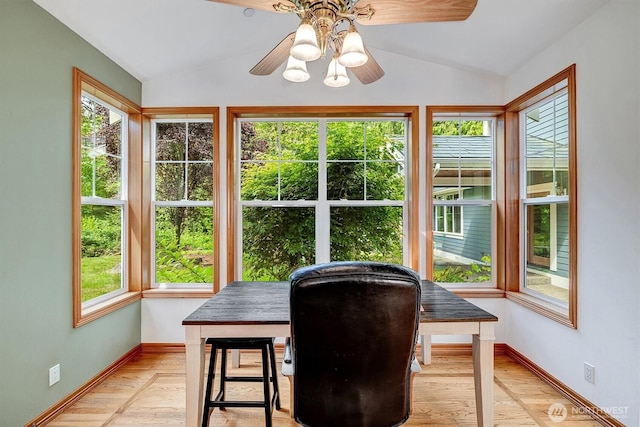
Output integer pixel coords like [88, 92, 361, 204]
[285, 261, 422, 427]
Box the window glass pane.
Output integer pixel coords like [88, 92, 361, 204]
[330, 206, 403, 263]
[523, 202, 569, 302]
[241, 121, 319, 201]
[241, 161, 278, 200]
[280, 161, 318, 200]
[156, 122, 186, 161]
[327, 161, 364, 200]
[432, 120, 492, 200]
[155, 121, 213, 201]
[241, 160, 318, 201]
[278, 122, 319, 160]
[365, 161, 404, 201]
[81, 204, 123, 301]
[155, 206, 213, 284]
[327, 121, 365, 160]
[187, 163, 213, 201]
[364, 121, 406, 161]
[433, 204, 492, 283]
[155, 163, 185, 201]
[524, 89, 569, 198]
[187, 122, 213, 161]
[328, 121, 406, 201]
[242, 206, 315, 281]
[81, 96, 124, 199]
[434, 206, 444, 232]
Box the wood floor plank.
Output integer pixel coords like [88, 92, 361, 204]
[47, 352, 604, 426]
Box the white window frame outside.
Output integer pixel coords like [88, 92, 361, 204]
[236, 117, 409, 278]
[430, 114, 497, 287]
[433, 191, 464, 236]
[518, 86, 570, 307]
[150, 118, 214, 289]
[80, 92, 129, 308]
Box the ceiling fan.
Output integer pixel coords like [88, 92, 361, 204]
[207, 0, 478, 87]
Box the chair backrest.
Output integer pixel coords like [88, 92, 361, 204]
[289, 261, 421, 427]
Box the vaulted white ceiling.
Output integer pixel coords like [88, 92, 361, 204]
[34, 0, 608, 82]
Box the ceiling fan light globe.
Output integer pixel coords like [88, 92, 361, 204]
[290, 21, 321, 62]
[283, 56, 310, 82]
[324, 57, 350, 87]
[338, 29, 368, 68]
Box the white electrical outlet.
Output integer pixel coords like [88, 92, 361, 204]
[49, 364, 60, 386]
[584, 362, 595, 383]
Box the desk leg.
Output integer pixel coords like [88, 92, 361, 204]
[419, 334, 431, 365]
[186, 326, 205, 427]
[231, 349, 241, 368]
[472, 322, 495, 427]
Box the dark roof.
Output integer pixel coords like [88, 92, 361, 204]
[433, 135, 567, 160]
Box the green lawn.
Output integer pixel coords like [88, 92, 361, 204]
[82, 253, 214, 302]
[81, 255, 122, 302]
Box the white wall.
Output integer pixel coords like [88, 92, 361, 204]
[142, 49, 504, 107]
[141, 4, 640, 424]
[141, 298, 206, 343]
[505, 1, 640, 425]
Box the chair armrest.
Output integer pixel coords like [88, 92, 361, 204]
[410, 356, 421, 373]
[284, 337, 292, 363]
[282, 337, 294, 376]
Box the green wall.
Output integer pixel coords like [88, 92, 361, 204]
[0, 1, 142, 425]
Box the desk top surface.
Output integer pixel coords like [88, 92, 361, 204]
[183, 280, 498, 325]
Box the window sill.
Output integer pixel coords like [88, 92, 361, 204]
[143, 288, 214, 299]
[433, 232, 464, 239]
[444, 287, 505, 298]
[75, 291, 141, 328]
[506, 291, 576, 328]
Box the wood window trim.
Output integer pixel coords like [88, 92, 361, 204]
[141, 107, 221, 295]
[505, 64, 578, 328]
[226, 106, 420, 284]
[72, 68, 142, 327]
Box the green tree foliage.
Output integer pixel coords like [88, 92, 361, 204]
[432, 120, 484, 136]
[155, 123, 213, 245]
[81, 205, 121, 257]
[433, 255, 492, 283]
[80, 99, 122, 198]
[80, 97, 125, 299]
[241, 120, 405, 280]
[80, 98, 123, 259]
[153, 122, 214, 283]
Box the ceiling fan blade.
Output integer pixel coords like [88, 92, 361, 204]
[350, 48, 384, 85]
[207, 0, 294, 14]
[354, 0, 478, 25]
[250, 32, 295, 75]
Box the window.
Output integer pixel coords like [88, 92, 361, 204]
[522, 93, 569, 301]
[144, 108, 220, 294]
[433, 193, 462, 235]
[152, 120, 213, 288]
[506, 65, 577, 327]
[428, 113, 498, 286]
[72, 68, 141, 326]
[229, 107, 419, 282]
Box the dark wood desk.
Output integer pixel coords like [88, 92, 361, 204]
[183, 281, 497, 426]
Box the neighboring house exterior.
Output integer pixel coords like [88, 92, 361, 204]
[432, 93, 569, 282]
[432, 134, 493, 269]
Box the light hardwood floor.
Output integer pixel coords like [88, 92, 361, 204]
[47, 351, 603, 426]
